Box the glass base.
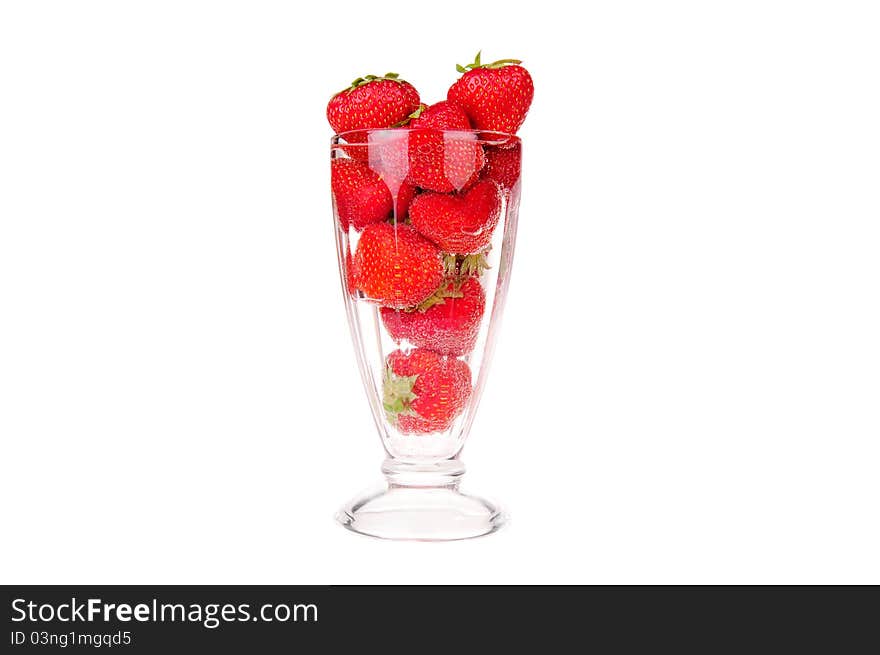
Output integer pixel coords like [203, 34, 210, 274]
[336, 484, 507, 542]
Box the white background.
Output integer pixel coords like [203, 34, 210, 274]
[1, 1, 878, 584]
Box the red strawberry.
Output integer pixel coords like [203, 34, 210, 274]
[482, 141, 521, 191]
[352, 222, 443, 308]
[409, 179, 502, 254]
[447, 53, 534, 134]
[404, 101, 485, 193]
[332, 158, 416, 231]
[409, 100, 470, 130]
[381, 277, 485, 356]
[331, 158, 389, 231]
[383, 348, 472, 434]
[327, 74, 421, 136]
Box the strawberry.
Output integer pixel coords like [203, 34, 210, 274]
[403, 101, 485, 193]
[332, 158, 416, 231]
[408, 100, 470, 130]
[352, 222, 443, 308]
[331, 158, 390, 231]
[381, 277, 485, 356]
[409, 179, 502, 254]
[383, 348, 472, 434]
[482, 141, 521, 192]
[327, 73, 421, 136]
[447, 52, 534, 134]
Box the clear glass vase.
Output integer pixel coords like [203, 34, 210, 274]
[331, 127, 521, 540]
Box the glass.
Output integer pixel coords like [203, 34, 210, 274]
[331, 127, 521, 540]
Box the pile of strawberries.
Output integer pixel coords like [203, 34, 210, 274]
[329, 53, 533, 435]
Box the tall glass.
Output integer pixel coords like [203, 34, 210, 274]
[331, 128, 521, 540]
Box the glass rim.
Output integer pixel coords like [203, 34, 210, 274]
[331, 128, 520, 147]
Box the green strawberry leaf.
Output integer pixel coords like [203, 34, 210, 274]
[443, 253, 460, 277]
[442, 250, 492, 279]
[341, 73, 410, 95]
[383, 366, 420, 425]
[484, 58, 522, 69]
[455, 52, 523, 73]
[412, 284, 465, 312]
[460, 251, 492, 278]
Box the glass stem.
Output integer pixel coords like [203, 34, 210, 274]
[382, 458, 466, 489]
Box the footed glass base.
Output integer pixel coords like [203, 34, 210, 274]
[336, 484, 506, 541]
